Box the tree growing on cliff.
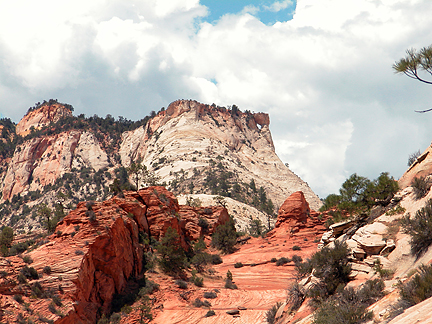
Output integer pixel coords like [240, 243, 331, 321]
[156, 227, 187, 274]
[38, 204, 57, 233]
[211, 218, 238, 254]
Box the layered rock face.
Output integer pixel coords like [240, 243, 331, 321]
[16, 103, 72, 136]
[1, 130, 109, 201]
[399, 144, 432, 189]
[119, 100, 321, 210]
[152, 191, 327, 324]
[0, 187, 230, 323]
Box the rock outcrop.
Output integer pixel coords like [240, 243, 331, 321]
[399, 143, 432, 189]
[119, 99, 322, 210]
[16, 103, 72, 136]
[0, 187, 230, 323]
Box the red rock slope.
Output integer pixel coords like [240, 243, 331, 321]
[150, 191, 327, 324]
[0, 187, 229, 323]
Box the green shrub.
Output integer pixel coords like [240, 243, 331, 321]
[292, 245, 302, 251]
[139, 279, 159, 296]
[31, 282, 44, 298]
[401, 199, 432, 257]
[48, 302, 57, 314]
[399, 264, 432, 306]
[412, 176, 432, 200]
[211, 218, 238, 254]
[287, 282, 304, 311]
[276, 257, 290, 266]
[266, 302, 283, 324]
[20, 266, 39, 280]
[191, 276, 204, 287]
[156, 227, 187, 274]
[296, 241, 351, 302]
[205, 310, 216, 317]
[313, 279, 384, 324]
[13, 294, 24, 303]
[224, 278, 238, 289]
[203, 291, 217, 299]
[22, 255, 33, 264]
[270, 257, 277, 263]
[175, 279, 188, 289]
[234, 262, 244, 268]
[43, 266, 52, 275]
[210, 254, 223, 264]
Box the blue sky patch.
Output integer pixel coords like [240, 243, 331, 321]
[200, 0, 296, 25]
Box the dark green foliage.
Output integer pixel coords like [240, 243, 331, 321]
[139, 279, 160, 296]
[411, 176, 431, 200]
[408, 150, 422, 166]
[313, 279, 384, 324]
[156, 227, 188, 274]
[198, 218, 209, 233]
[211, 218, 238, 254]
[191, 275, 204, 287]
[175, 279, 188, 289]
[276, 257, 290, 266]
[393, 44, 432, 85]
[48, 302, 57, 314]
[8, 239, 35, 256]
[248, 218, 265, 237]
[266, 302, 283, 324]
[210, 254, 223, 265]
[0, 226, 13, 247]
[20, 266, 39, 280]
[270, 257, 277, 262]
[203, 291, 217, 299]
[14, 294, 24, 303]
[401, 199, 432, 257]
[22, 255, 33, 264]
[224, 278, 238, 289]
[234, 262, 244, 268]
[292, 245, 302, 251]
[205, 310, 216, 317]
[399, 264, 432, 306]
[31, 282, 44, 298]
[320, 172, 398, 215]
[287, 282, 305, 311]
[296, 241, 351, 302]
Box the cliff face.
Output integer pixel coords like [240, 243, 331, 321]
[0, 187, 230, 323]
[119, 99, 322, 210]
[16, 103, 72, 137]
[0, 99, 321, 233]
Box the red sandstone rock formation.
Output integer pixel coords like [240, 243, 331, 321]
[16, 103, 72, 136]
[0, 187, 229, 323]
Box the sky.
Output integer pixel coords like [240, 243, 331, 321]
[1, 0, 432, 199]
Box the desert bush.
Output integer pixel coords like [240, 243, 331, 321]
[175, 279, 188, 289]
[156, 227, 187, 274]
[291, 255, 303, 264]
[292, 245, 302, 251]
[373, 259, 394, 279]
[191, 275, 204, 287]
[205, 310, 216, 317]
[31, 282, 44, 298]
[203, 291, 217, 299]
[412, 176, 432, 200]
[43, 266, 52, 275]
[408, 150, 421, 166]
[20, 266, 39, 280]
[276, 257, 290, 266]
[211, 218, 238, 254]
[399, 264, 432, 306]
[313, 279, 384, 324]
[139, 279, 159, 296]
[287, 282, 305, 311]
[234, 262, 244, 268]
[296, 241, 351, 302]
[210, 254, 223, 264]
[198, 218, 209, 232]
[48, 302, 57, 314]
[401, 199, 432, 257]
[22, 255, 33, 264]
[13, 294, 24, 303]
[266, 302, 283, 324]
[52, 295, 62, 307]
[270, 257, 277, 262]
[224, 278, 238, 290]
